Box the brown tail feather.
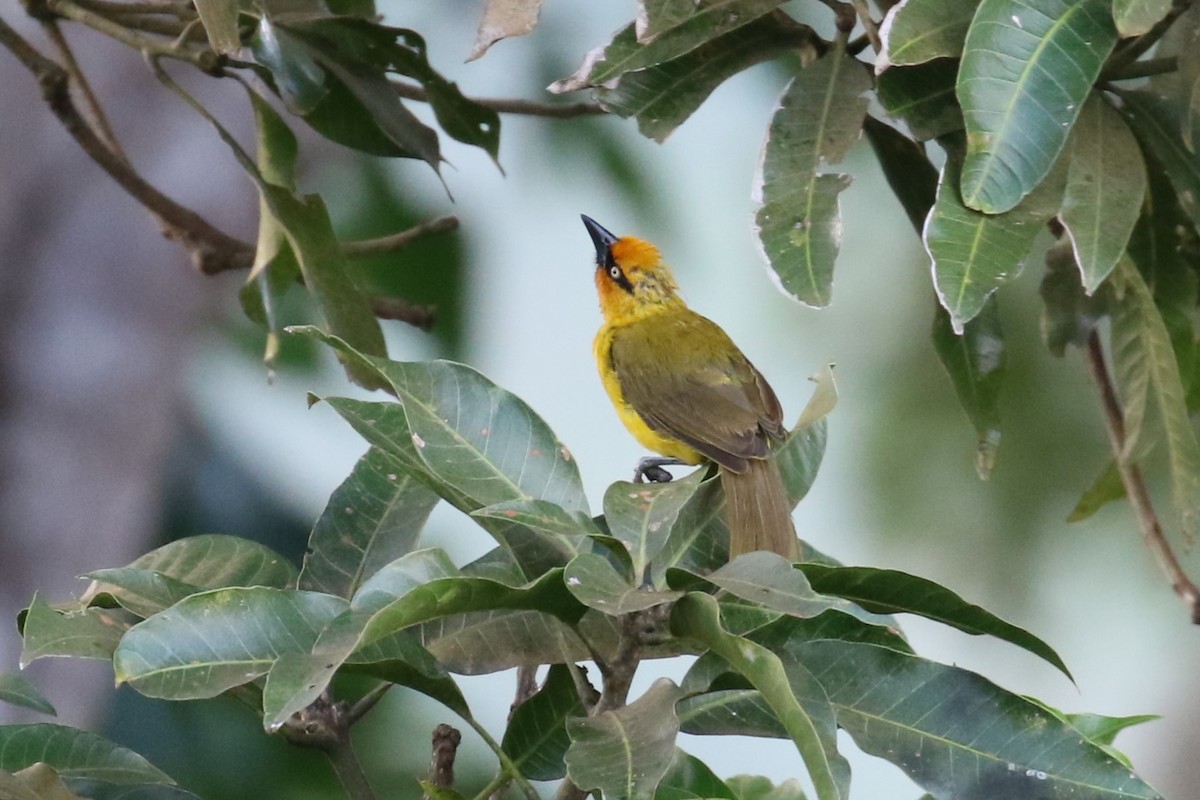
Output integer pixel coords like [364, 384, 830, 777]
[720, 457, 798, 560]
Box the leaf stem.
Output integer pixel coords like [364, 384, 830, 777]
[393, 81, 605, 119]
[1083, 331, 1200, 623]
[342, 215, 460, 257]
[327, 734, 379, 800]
[1102, 55, 1178, 82]
[39, 15, 125, 159]
[462, 715, 539, 800]
[345, 683, 392, 726]
[1104, 2, 1191, 76]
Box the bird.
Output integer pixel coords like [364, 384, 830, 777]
[583, 214, 798, 560]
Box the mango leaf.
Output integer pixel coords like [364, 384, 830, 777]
[472, 499, 603, 559]
[676, 688, 787, 739]
[1118, 90, 1200, 231]
[1059, 93, 1146, 292]
[1109, 258, 1200, 542]
[1065, 712, 1159, 746]
[421, 609, 590, 674]
[564, 553, 682, 615]
[755, 51, 871, 307]
[1112, 0, 1171, 36]
[469, 0, 542, 61]
[604, 479, 699, 580]
[79, 570, 197, 621]
[794, 640, 1163, 800]
[878, 0, 981, 70]
[957, 0, 1117, 213]
[797, 563, 1072, 680]
[112, 588, 347, 700]
[596, 14, 817, 143]
[19, 596, 130, 666]
[0, 725, 171, 785]
[726, 775, 807, 800]
[252, 15, 327, 114]
[925, 141, 1065, 333]
[864, 117, 940, 232]
[1039, 240, 1109, 357]
[550, 2, 786, 92]
[194, 0, 241, 54]
[1067, 459, 1125, 521]
[931, 297, 1004, 478]
[71, 786, 202, 800]
[565, 679, 683, 800]
[671, 594, 849, 800]
[875, 58, 963, 141]
[344, 629, 469, 717]
[502, 664, 588, 781]
[300, 446, 440, 598]
[0, 674, 55, 716]
[656, 749, 737, 800]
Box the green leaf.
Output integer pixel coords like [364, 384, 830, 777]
[726, 775, 807, 800]
[1059, 92, 1147, 292]
[931, 297, 1004, 479]
[875, 58, 963, 141]
[565, 679, 684, 800]
[113, 587, 347, 700]
[344, 630, 469, 717]
[656, 750, 737, 800]
[300, 447, 440, 598]
[1112, 0, 1171, 36]
[501, 664, 588, 781]
[797, 563, 1073, 680]
[926, 141, 1065, 333]
[1067, 459, 1125, 521]
[80, 570, 198, 620]
[604, 479, 699, 580]
[957, 0, 1118, 213]
[1109, 258, 1200, 541]
[471, 499, 603, 561]
[1065, 712, 1159, 746]
[596, 15, 817, 143]
[676, 689, 786, 739]
[878, 0, 981, 69]
[194, 0, 241, 54]
[670, 594, 849, 800]
[1039, 239, 1109, 357]
[755, 52, 871, 307]
[19, 596, 129, 666]
[469, 0, 543, 61]
[1118, 89, 1200, 231]
[670, 552, 892, 628]
[864, 117, 939, 232]
[252, 16, 328, 114]
[0, 725, 172, 785]
[564, 553, 682, 615]
[0, 674, 55, 717]
[421, 609, 590, 674]
[551, 2, 786, 91]
[795, 640, 1163, 800]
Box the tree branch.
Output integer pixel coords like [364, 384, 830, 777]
[342, 214, 459, 257]
[279, 693, 379, 800]
[426, 724, 462, 796]
[1105, 2, 1191, 76]
[1084, 331, 1200, 623]
[849, 0, 882, 53]
[393, 81, 605, 119]
[40, 16, 126, 159]
[40, 0, 222, 71]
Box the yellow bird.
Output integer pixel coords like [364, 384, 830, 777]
[583, 215, 798, 560]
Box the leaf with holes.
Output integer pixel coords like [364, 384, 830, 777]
[470, 0, 542, 60]
[20, 595, 131, 666]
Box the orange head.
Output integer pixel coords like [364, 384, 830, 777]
[581, 215, 682, 323]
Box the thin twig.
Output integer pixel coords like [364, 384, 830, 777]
[1105, 2, 1191, 76]
[345, 683, 392, 726]
[849, 0, 882, 53]
[40, 17, 126, 159]
[1083, 331, 1200, 623]
[74, 0, 196, 16]
[342, 215, 459, 257]
[393, 81, 605, 119]
[461, 716, 539, 800]
[369, 297, 436, 330]
[1103, 55, 1179, 82]
[278, 693, 380, 800]
[328, 735, 379, 800]
[43, 0, 221, 71]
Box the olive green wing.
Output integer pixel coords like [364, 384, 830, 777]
[609, 311, 783, 473]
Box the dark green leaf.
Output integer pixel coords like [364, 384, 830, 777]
[564, 553, 682, 615]
[194, 0, 240, 54]
[421, 609, 590, 674]
[252, 17, 330, 114]
[502, 664, 588, 781]
[471, 500, 602, 560]
[798, 563, 1072, 679]
[20, 596, 129, 666]
[755, 52, 871, 307]
[80, 570, 197, 620]
[565, 679, 683, 800]
[300, 447, 440, 598]
[604, 478, 699, 579]
[957, 0, 1118, 213]
[1113, 0, 1171, 36]
[1040, 240, 1109, 357]
[1118, 89, 1200, 231]
[468, 0, 543, 61]
[345, 630, 469, 717]
[671, 594, 849, 800]
[876, 58, 963, 141]
[551, 2, 787, 91]
[113, 587, 347, 700]
[597, 15, 817, 143]
[797, 640, 1162, 800]
[926, 141, 1065, 332]
[0, 674, 55, 717]
[1059, 93, 1146, 292]
[864, 117, 939, 233]
[879, 0, 981, 68]
[655, 749, 737, 800]
[931, 297, 1005, 479]
[676, 689, 787, 739]
[0, 725, 172, 785]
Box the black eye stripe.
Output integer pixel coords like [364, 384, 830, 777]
[602, 252, 634, 293]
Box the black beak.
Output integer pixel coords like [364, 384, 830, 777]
[581, 215, 618, 264]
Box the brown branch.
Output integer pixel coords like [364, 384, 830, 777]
[74, 0, 197, 16]
[41, 0, 220, 71]
[342, 215, 459, 257]
[1084, 331, 1200, 623]
[426, 724, 462, 795]
[393, 81, 605, 119]
[849, 0, 882, 53]
[40, 16, 126, 159]
[370, 296, 436, 330]
[1105, 1, 1192, 76]
[345, 683, 391, 726]
[279, 692, 379, 800]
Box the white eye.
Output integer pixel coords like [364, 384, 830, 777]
[609, 265, 621, 280]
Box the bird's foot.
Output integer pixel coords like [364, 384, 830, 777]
[633, 456, 686, 484]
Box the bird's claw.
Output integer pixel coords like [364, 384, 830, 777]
[632, 457, 684, 484]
